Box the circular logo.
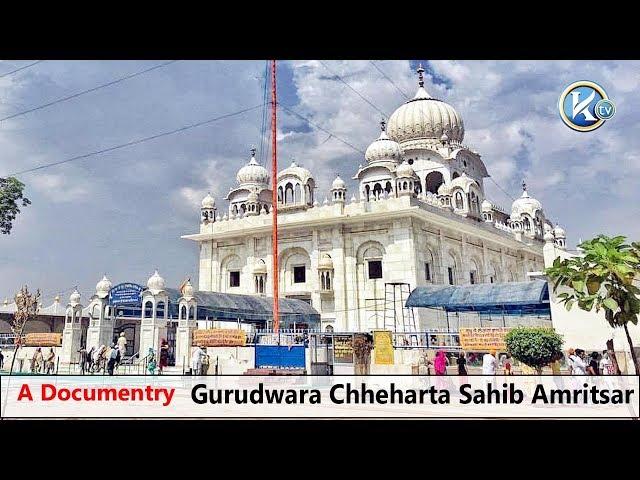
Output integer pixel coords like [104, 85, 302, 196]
[558, 81, 614, 132]
[594, 99, 616, 120]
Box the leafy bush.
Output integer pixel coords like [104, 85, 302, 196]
[505, 327, 564, 373]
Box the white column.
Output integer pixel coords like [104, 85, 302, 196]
[60, 305, 83, 364]
[86, 298, 113, 350]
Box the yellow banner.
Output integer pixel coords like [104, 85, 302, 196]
[459, 327, 509, 352]
[24, 333, 62, 347]
[373, 330, 394, 365]
[193, 329, 246, 347]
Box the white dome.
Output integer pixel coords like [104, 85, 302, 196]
[237, 152, 269, 185]
[95, 275, 112, 299]
[181, 279, 194, 299]
[201, 193, 215, 209]
[511, 184, 543, 219]
[365, 122, 403, 163]
[278, 161, 313, 184]
[437, 182, 452, 196]
[147, 270, 166, 295]
[553, 225, 566, 238]
[69, 289, 81, 306]
[318, 254, 334, 270]
[253, 260, 267, 275]
[396, 160, 415, 178]
[544, 229, 555, 242]
[481, 199, 493, 212]
[387, 66, 464, 145]
[331, 175, 346, 190]
[450, 172, 478, 192]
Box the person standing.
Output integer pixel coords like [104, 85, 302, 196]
[600, 351, 614, 375]
[191, 345, 204, 375]
[456, 352, 468, 376]
[501, 353, 513, 376]
[117, 332, 127, 361]
[107, 343, 120, 375]
[45, 348, 56, 374]
[31, 347, 44, 373]
[0, 347, 4, 370]
[482, 350, 498, 375]
[201, 348, 210, 375]
[147, 348, 157, 375]
[569, 349, 588, 376]
[587, 352, 600, 376]
[159, 338, 169, 374]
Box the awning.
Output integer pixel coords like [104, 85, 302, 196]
[406, 280, 550, 314]
[165, 288, 320, 325]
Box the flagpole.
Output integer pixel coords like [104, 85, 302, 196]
[271, 59, 280, 336]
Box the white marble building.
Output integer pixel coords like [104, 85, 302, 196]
[182, 66, 568, 332]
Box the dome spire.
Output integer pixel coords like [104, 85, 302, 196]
[521, 179, 530, 198]
[380, 117, 386, 132]
[417, 63, 425, 88]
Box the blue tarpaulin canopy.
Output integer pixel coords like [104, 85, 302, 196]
[165, 288, 320, 327]
[406, 280, 550, 314]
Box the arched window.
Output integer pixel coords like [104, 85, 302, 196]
[189, 306, 196, 320]
[180, 305, 187, 320]
[278, 186, 283, 203]
[447, 253, 457, 285]
[455, 191, 464, 209]
[425, 171, 444, 194]
[414, 180, 422, 195]
[285, 182, 294, 204]
[523, 217, 531, 231]
[452, 171, 460, 179]
[294, 183, 302, 204]
[144, 301, 153, 318]
[325, 325, 334, 333]
[403, 181, 408, 190]
[232, 204, 238, 215]
[385, 181, 392, 194]
[240, 203, 246, 213]
[156, 301, 165, 318]
[373, 183, 383, 200]
[365, 184, 371, 201]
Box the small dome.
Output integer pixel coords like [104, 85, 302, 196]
[95, 275, 112, 299]
[69, 289, 81, 305]
[511, 182, 543, 219]
[247, 191, 258, 203]
[396, 160, 415, 178]
[236, 150, 270, 185]
[181, 279, 194, 299]
[365, 121, 403, 163]
[450, 172, 478, 192]
[147, 270, 166, 295]
[553, 224, 566, 238]
[253, 260, 267, 275]
[331, 175, 346, 190]
[278, 160, 313, 184]
[437, 182, 452, 196]
[201, 193, 215, 209]
[318, 254, 334, 270]
[544, 229, 555, 242]
[481, 199, 493, 212]
[387, 65, 464, 145]
[54, 295, 60, 303]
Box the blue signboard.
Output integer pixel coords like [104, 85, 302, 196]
[109, 283, 144, 306]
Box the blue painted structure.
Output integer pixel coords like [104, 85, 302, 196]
[255, 345, 306, 369]
[406, 280, 550, 315]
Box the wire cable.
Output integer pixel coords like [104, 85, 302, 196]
[7, 103, 265, 176]
[318, 60, 389, 118]
[0, 60, 178, 124]
[0, 60, 43, 79]
[369, 60, 409, 100]
[280, 104, 366, 155]
[487, 176, 516, 202]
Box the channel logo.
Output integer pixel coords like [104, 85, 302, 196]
[558, 81, 616, 132]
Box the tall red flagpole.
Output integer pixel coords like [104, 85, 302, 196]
[271, 59, 280, 334]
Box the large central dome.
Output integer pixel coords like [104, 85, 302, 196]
[386, 65, 464, 145]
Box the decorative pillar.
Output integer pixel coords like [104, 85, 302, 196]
[85, 275, 114, 350]
[175, 279, 197, 371]
[60, 289, 83, 365]
[139, 271, 169, 360]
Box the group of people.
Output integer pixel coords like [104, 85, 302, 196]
[30, 347, 57, 374]
[566, 348, 616, 376]
[190, 345, 211, 375]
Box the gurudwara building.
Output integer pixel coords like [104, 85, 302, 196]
[182, 66, 568, 332]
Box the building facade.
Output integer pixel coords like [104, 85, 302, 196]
[183, 66, 568, 332]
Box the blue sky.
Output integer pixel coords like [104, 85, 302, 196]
[1, 60, 639, 305]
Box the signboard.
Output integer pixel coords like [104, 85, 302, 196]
[333, 334, 354, 364]
[459, 327, 510, 352]
[25, 333, 62, 347]
[193, 329, 246, 347]
[373, 330, 394, 365]
[109, 283, 144, 306]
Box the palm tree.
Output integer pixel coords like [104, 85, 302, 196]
[545, 235, 640, 374]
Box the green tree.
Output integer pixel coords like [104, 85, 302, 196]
[0, 176, 31, 235]
[545, 235, 639, 374]
[505, 327, 564, 374]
